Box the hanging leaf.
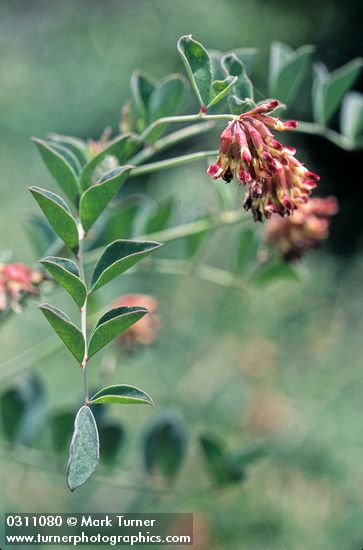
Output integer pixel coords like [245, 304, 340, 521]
[143, 412, 187, 481]
[251, 262, 300, 286]
[0, 375, 45, 447]
[269, 42, 314, 105]
[99, 423, 125, 465]
[90, 384, 153, 406]
[147, 75, 186, 141]
[32, 138, 80, 204]
[0, 389, 26, 442]
[222, 53, 253, 100]
[67, 406, 99, 491]
[131, 69, 158, 121]
[234, 229, 258, 273]
[199, 434, 229, 484]
[80, 165, 133, 231]
[88, 306, 147, 357]
[313, 58, 363, 125]
[340, 91, 363, 145]
[40, 256, 87, 308]
[144, 198, 173, 235]
[26, 213, 58, 257]
[233, 48, 258, 74]
[208, 76, 238, 108]
[323, 59, 363, 124]
[178, 35, 212, 108]
[50, 410, 75, 454]
[39, 303, 85, 363]
[80, 134, 138, 190]
[90, 239, 162, 292]
[312, 62, 329, 124]
[29, 186, 79, 254]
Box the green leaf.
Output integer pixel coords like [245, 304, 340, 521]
[80, 134, 138, 190]
[222, 53, 253, 100]
[0, 389, 26, 442]
[233, 48, 258, 74]
[234, 229, 258, 273]
[88, 306, 147, 357]
[90, 384, 153, 406]
[39, 303, 85, 363]
[340, 91, 363, 145]
[46, 133, 88, 167]
[80, 165, 133, 231]
[269, 43, 314, 105]
[145, 198, 173, 234]
[185, 228, 208, 258]
[99, 423, 125, 465]
[323, 58, 363, 124]
[269, 41, 293, 92]
[67, 406, 99, 491]
[1, 375, 45, 447]
[50, 410, 74, 453]
[224, 446, 267, 482]
[91, 239, 162, 292]
[32, 137, 80, 204]
[44, 141, 82, 176]
[131, 69, 158, 121]
[199, 434, 229, 484]
[29, 186, 79, 254]
[208, 76, 238, 108]
[147, 75, 186, 141]
[26, 213, 57, 257]
[312, 61, 329, 124]
[251, 262, 300, 286]
[143, 412, 187, 481]
[40, 256, 87, 308]
[177, 34, 212, 108]
[228, 96, 255, 115]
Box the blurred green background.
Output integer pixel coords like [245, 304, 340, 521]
[1, 1, 363, 549]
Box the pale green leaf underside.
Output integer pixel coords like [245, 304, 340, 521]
[67, 406, 99, 491]
[40, 256, 87, 307]
[29, 186, 79, 254]
[88, 306, 147, 358]
[39, 303, 85, 363]
[208, 76, 238, 108]
[80, 165, 132, 231]
[91, 239, 162, 292]
[90, 384, 153, 406]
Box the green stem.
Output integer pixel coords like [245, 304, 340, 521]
[85, 208, 246, 265]
[130, 121, 215, 166]
[295, 121, 356, 151]
[138, 113, 235, 143]
[130, 150, 217, 178]
[77, 224, 89, 404]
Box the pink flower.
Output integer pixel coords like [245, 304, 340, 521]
[0, 262, 44, 312]
[112, 293, 161, 351]
[207, 100, 319, 221]
[264, 196, 339, 260]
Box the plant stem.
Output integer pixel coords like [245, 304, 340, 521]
[77, 224, 89, 404]
[85, 208, 246, 265]
[138, 113, 235, 143]
[130, 121, 215, 166]
[295, 121, 356, 151]
[130, 150, 218, 178]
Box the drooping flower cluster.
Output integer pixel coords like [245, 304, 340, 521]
[208, 100, 320, 221]
[264, 196, 339, 261]
[0, 263, 44, 312]
[112, 293, 161, 352]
